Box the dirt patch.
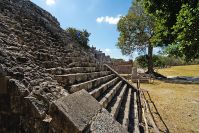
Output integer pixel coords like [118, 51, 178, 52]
[132, 80, 199, 133]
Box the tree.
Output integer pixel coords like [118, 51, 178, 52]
[117, 0, 155, 74]
[135, 55, 167, 68]
[141, 0, 199, 60]
[172, 4, 199, 61]
[65, 28, 90, 48]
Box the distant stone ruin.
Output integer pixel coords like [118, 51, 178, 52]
[90, 46, 111, 63]
[0, 0, 141, 133]
[110, 60, 133, 74]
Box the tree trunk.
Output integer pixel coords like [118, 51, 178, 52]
[147, 44, 154, 74]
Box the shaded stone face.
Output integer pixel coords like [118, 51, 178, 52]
[0, 0, 73, 131]
[0, 65, 6, 76]
[49, 90, 102, 133]
[0, 76, 8, 94]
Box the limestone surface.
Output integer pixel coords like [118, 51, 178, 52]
[50, 90, 102, 133]
[0, 0, 140, 132]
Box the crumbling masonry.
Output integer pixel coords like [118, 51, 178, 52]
[0, 0, 140, 132]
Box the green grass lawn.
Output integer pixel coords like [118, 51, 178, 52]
[157, 64, 199, 77]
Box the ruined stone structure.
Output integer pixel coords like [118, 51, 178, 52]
[110, 60, 133, 74]
[90, 46, 111, 63]
[0, 0, 141, 133]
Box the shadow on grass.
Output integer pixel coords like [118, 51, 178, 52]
[142, 91, 170, 133]
[153, 71, 199, 85]
[158, 77, 199, 85]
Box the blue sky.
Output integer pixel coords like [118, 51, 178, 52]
[31, 0, 134, 60]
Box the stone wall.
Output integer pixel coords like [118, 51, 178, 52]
[90, 46, 111, 63]
[0, 0, 97, 132]
[0, 1, 140, 132]
[110, 60, 133, 74]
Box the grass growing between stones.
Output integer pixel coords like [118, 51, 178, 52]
[157, 64, 199, 77]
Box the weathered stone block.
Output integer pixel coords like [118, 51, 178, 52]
[24, 96, 47, 119]
[0, 113, 20, 131]
[90, 108, 128, 133]
[0, 76, 8, 94]
[0, 64, 6, 76]
[49, 90, 101, 133]
[132, 67, 138, 78]
[10, 96, 23, 113]
[20, 117, 50, 133]
[0, 94, 10, 111]
[8, 79, 29, 96]
[70, 82, 92, 93]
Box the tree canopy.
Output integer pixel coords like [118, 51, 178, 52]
[117, 1, 155, 73]
[65, 27, 90, 48]
[117, 1, 154, 55]
[141, 0, 199, 60]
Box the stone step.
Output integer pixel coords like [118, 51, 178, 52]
[89, 77, 119, 99]
[65, 51, 88, 57]
[55, 71, 112, 86]
[67, 62, 97, 68]
[109, 84, 127, 118]
[46, 67, 98, 75]
[133, 91, 140, 133]
[90, 108, 128, 133]
[122, 88, 132, 130]
[66, 51, 84, 55]
[68, 74, 116, 93]
[63, 57, 96, 64]
[99, 81, 123, 108]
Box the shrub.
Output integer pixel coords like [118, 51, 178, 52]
[135, 54, 199, 68]
[65, 27, 90, 48]
[135, 55, 171, 68]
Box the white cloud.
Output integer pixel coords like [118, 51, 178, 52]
[102, 48, 130, 61]
[45, 0, 56, 5]
[103, 48, 112, 55]
[105, 48, 111, 53]
[96, 17, 104, 23]
[96, 15, 122, 25]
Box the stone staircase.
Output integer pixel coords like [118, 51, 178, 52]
[0, 0, 141, 132]
[46, 61, 140, 133]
